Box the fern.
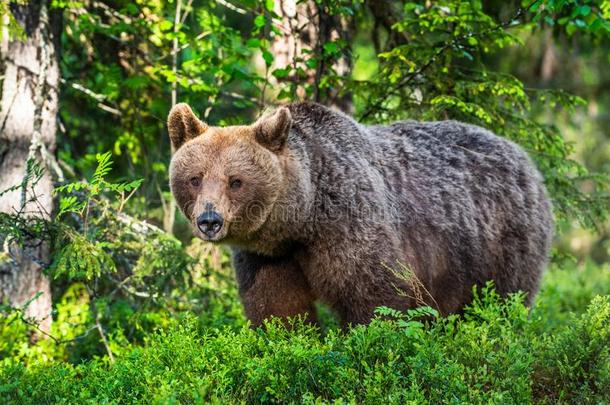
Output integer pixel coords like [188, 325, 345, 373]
[56, 195, 85, 218]
[52, 232, 116, 281]
[54, 151, 143, 216]
[50, 151, 144, 283]
[92, 152, 113, 186]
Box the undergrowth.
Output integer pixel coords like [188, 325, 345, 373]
[0, 263, 609, 404]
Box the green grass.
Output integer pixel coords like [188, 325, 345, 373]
[1, 261, 609, 404]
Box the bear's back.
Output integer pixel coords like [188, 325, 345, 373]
[374, 119, 526, 174]
[373, 118, 550, 236]
[286, 102, 527, 179]
[373, 119, 552, 308]
[285, 102, 552, 310]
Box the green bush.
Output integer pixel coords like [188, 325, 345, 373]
[1, 272, 609, 404]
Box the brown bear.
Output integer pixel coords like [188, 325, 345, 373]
[168, 102, 553, 327]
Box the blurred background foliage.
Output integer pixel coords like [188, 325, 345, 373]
[52, 0, 610, 255]
[0, 0, 609, 401]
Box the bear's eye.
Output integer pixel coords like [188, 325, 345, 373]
[190, 177, 200, 187]
[229, 178, 242, 190]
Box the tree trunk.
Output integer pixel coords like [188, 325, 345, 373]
[539, 29, 557, 84]
[271, 0, 354, 112]
[0, 1, 60, 332]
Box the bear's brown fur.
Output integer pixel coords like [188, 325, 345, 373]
[168, 102, 553, 327]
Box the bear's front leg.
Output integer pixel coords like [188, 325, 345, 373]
[232, 249, 317, 328]
[298, 239, 421, 327]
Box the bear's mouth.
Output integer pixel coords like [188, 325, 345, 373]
[200, 233, 225, 242]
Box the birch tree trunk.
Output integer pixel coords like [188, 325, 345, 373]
[0, 1, 60, 332]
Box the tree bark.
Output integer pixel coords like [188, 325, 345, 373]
[0, 1, 60, 332]
[366, 0, 408, 53]
[539, 29, 557, 84]
[271, 0, 354, 112]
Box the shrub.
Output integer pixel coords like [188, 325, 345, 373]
[1, 283, 608, 404]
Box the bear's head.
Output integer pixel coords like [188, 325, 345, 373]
[167, 103, 292, 243]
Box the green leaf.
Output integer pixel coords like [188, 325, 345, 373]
[159, 20, 173, 31]
[272, 68, 289, 79]
[323, 42, 339, 55]
[246, 38, 261, 48]
[462, 50, 474, 60]
[305, 58, 317, 69]
[262, 50, 274, 66]
[93, 152, 113, 186]
[254, 15, 266, 28]
[574, 19, 586, 28]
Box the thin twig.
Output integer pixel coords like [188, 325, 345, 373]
[118, 186, 138, 213]
[16, 310, 97, 345]
[171, 0, 182, 109]
[92, 1, 132, 24]
[217, 0, 248, 15]
[180, 0, 194, 24]
[164, 0, 182, 236]
[95, 313, 115, 363]
[62, 79, 122, 116]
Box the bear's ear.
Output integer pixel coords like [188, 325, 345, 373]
[253, 107, 292, 152]
[167, 103, 208, 150]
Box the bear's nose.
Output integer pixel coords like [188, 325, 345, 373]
[197, 211, 224, 237]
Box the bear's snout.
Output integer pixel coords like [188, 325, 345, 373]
[197, 210, 224, 239]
